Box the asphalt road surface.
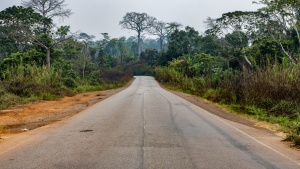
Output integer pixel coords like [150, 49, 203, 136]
[0, 76, 300, 169]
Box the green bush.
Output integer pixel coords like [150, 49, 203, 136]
[63, 77, 78, 88]
[100, 67, 131, 84]
[41, 92, 57, 100]
[269, 101, 299, 118]
[87, 70, 100, 85]
[203, 89, 220, 101]
[0, 92, 22, 109]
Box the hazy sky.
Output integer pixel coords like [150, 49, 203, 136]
[1, 0, 262, 39]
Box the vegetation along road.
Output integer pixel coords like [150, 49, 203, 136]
[1, 0, 300, 168]
[0, 77, 299, 169]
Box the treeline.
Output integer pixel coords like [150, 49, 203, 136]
[0, 2, 139, 109]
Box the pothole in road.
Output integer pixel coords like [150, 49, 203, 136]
[80, 129, 93, 132]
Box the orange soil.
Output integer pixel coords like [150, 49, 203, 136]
[0, 87, 126, 135]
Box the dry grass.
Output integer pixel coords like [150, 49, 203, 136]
[155, 61, 300, 146]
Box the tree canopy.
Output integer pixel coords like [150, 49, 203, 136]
[21, 0, 72, 19]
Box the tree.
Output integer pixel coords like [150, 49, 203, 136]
[254, 0, 300, 64]
[205, 11, 267, 41]
[119, 12, 156, 57]
[166, 22, 183, 32]
[125, 36, 138, 56]
[199, 35, 222, 56]
[148, 21, 169, 52]
[140, 48, 159, 65]
[0, 6, 50, 55]
[204, 11, 267, 67]
[22, 0, 72, 33]
[95, 33, 110, 68]
[147, 21, 182, 52]
[0, 6, 52, 63]
[78, 32, 95, 78]
[98, 33, 110, 47]
[142, 37, 160, 50]
[21, 0, 72, 19]
[245, 38, 283, 67]
[104, 38, 120, 57]
[33, 25, 73, 71]
[118, 37, 130, 64]
[168, 26, 201, 58]
[0, 6, 74, 71]
[224, 31, 252, 68]
[225, 31, 249, 48]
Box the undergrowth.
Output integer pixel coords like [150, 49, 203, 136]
[155, 61, 300, 146]
[0, 63, 131, 110]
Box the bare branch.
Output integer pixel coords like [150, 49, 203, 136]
[21, 0, 72, 19]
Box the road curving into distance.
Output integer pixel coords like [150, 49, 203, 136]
[0, 76, 299, 168]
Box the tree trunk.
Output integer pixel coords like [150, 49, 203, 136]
[46, 47, 51, 71]
[138, 32, 141, 58]
[160, 37, 163, 52]
[82, 54, 86, 79]
[82, 60, 86, 78]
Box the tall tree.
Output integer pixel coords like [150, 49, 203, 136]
[147, 21, 181, 52]
[148, 21, 169, 52]
[22, 0, 72, 33]
[21, 0, 72, 19]
[119, 12, 156, 57]
[78, 32, 95, 78]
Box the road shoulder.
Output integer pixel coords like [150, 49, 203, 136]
[0, 80, 133, 136]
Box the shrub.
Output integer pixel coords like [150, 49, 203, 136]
[63, 77, 78, 88]
[41, 92, 57, 100]
[155, 56, 300, 144]
[100, 67, 131, 84]
[203, 89, 220, 102]
[87, 70, 100, 85]
[269, 101, 298, 118]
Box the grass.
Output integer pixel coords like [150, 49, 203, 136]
[163, 81, 299, 144]
[74, 85, 104, 93]
[41, 92, 60, 101]
[155, 63, 300, 146]
[0, 93, 23, 110]
[73, 82, 127, 94]
[0, 62, 132, 111]
[0, 81, 129, 111]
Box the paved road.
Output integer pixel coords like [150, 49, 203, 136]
[0, 76, 299, 169]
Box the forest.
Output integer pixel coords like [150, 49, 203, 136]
[0, 0, 300, 145]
